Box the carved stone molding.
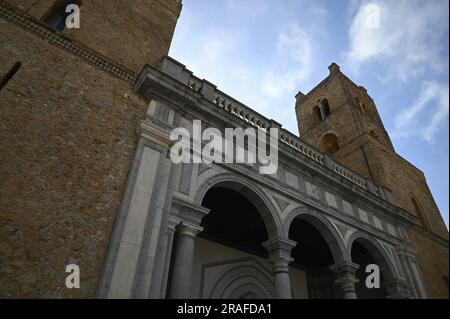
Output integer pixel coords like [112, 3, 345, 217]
[0, 3, 136, 83]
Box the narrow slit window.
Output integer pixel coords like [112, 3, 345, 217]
[0, 62, 21, 91]
[322, 99, 331, 117]
[42, 0, 82, 31]
[312, 105, 322, 124]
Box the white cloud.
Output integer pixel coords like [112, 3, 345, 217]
[171, 13, 315, 117]
[394, 82, 449, 143]
[261, 23, 313, 98]
[169, 2, 326, 133]
[345, 0, 449, 82]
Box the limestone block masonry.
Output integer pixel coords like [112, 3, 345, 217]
[0, 0, 181, 298]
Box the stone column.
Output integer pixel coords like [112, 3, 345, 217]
[149, 216, 180, 298]
[167, 222, 203, 299]
[263, 238, 297, 299]
[167, 196, 210, 299]
[330, 262, 360, 299]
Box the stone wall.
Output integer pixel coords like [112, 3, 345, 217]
[408, 230, 449, 299]
[0, 1, 180, 298]
[335, 137, 449, 298]
[369, 145, 449, 299]
[1, 0, 182, 72]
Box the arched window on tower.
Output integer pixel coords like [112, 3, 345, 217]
[354, 97, 367, 113]
[319, 133, 339, 154]
[322, 99, 331, 117]
[42, 0, 82, 31]
[369, 129, 384, 145]
[411, 197, 431, 231]
[312, 105, 322, 124]
[359, 103, 367, 113]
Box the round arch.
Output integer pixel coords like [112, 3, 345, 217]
[284, 207, 348, 264]
[208, 264, 274, 299]
[347, 232, 397, 282]
[194, 173, 283, 240]
[318, 133, 339, 154]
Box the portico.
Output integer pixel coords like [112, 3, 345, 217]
[97, 57, 428, 299]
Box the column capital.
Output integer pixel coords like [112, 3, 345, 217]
[176, 223, 203, 238]
[262, 237, 297, 261]
[329, 261, 360, 276]
[171, 194, 210, 227]
[330, 261, 360, 299]
[168, 216, 182, 231]
[263, 237, 296, 299]
[385, 279, 411, 299]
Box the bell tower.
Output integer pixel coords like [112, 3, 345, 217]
[295, 63, 449, 298]
[295, 62, 395, 180]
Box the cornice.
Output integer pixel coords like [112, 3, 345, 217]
[0, 3, 136, 83]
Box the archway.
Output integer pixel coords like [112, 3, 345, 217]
[349, 235, 396, 299]
[194, 176, 282, 239]
[200, 185, 270, 256]
[312, 105, 322, 124]
[286, 210, 347, 298]
[319, 133, 339, 154]
[322, 99, 331, 117]
[191, 179, 282, 299]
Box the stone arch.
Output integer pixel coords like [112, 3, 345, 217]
[312, 105, 322, 124]
[321, 98, 331, 117]
[318, 132, 339, 154]
[194, 173, 283, 239]
[347, 232, 397, 282]
[360, 103, 367, 113]
[316, 130, 340, 143]
[283, 206, 348, 264]
[229, 283, 270, 299]
[208, 264, 274, 299]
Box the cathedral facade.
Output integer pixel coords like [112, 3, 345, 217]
[0, 1, 448, 299]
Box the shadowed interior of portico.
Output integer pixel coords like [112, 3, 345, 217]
[163, 182, 398, 299]
[201, 187, 269, 257]
[351, 241, 388, 299]
[289, 218, 340, 298]
[199, 185, 343, 299]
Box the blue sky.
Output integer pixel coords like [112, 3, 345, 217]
[169, 0, 449, 226]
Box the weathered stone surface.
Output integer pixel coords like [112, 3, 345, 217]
[2, 0, 181, 72]
[408, 230, 449, 299]
[0, 1, 180, 298]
